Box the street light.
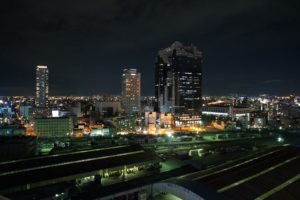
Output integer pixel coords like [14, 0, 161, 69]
[277, 136, 284, 143]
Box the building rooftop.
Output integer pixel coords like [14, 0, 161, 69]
[0, 145, 159, 193]
[182, 146, 300, 200]
[158, 41, 202, 64]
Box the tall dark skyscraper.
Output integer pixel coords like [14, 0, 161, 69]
[36, 65, 49, 107]
[155, 42, 203, 115]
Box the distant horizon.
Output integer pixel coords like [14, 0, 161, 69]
[0, 92, 298, 98]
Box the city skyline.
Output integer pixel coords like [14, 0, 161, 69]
[1, 1, 300, 199]
[0, 1, 299, 96]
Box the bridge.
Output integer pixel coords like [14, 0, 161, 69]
[153, 179, 226, 200]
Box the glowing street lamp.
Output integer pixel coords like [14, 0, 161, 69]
[277, 136, 284, 143]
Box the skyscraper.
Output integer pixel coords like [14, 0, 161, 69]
[155, 41, 203, 115]
[121, 69, 141, 114]
[36, 65, 49, 107]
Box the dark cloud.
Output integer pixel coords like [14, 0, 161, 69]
[0, 0, 300, 96]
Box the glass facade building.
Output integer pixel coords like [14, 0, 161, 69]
[155, 42, 203, 115]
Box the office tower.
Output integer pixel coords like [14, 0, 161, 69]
[121, 69, 141, 114]
[155, 41, 203, 114]
[36, 65, 49, 107]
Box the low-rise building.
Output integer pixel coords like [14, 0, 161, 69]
[202, 106, 253, 119]
[34, 117, 73, 137]
[95, 101, 122, 116]
[116, 116, 136, 134]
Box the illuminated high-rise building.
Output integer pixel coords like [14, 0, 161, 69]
[155, 41, 203, 114]
[35, 65, 49, 107]
[121, 69, 141, 114]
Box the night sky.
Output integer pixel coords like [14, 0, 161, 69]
[0, 0, 300, 96]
